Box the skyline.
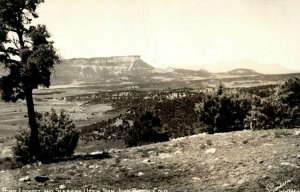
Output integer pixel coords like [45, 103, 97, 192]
[35, 0, 300, 73]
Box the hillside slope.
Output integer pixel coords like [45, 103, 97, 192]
[227, 68, 260, 76]
[1, 128, 300, 191]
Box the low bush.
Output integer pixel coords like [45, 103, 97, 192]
[196, 93, 252, 133]
[124, 111, 169, 147]
[14, 109, 80, 163]
[245, 97, 292, 130]
[245, 77, 300, 129]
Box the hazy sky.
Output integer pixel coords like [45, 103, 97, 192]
[35, 0, 300, 72]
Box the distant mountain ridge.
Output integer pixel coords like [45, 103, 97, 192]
[64, 55, 154, 69]
[52, 55, 265, 85]
[53, 55, 155, 83]
[42, 55, 290, 85]
[202, 59, 295, 74]
[226, 68, 260, 76]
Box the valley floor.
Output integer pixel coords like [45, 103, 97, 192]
[1, 128, 300, 191]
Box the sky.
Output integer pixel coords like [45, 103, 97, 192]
[35, 0, 300, 72]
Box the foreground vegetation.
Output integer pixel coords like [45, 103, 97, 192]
[81, 77, 300, 147]
[0, 77, 299, 171]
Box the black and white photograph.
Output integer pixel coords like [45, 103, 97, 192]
[0, 0, 300, 191]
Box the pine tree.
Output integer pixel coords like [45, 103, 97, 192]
[0, 0, 60, 160]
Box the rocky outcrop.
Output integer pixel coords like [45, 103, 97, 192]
[53, 55, 154, 84]
[63, 55, 153, 69]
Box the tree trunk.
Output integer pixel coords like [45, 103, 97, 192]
[25, 88, 41, 159]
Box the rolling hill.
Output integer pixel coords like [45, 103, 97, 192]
[226, 68, 261, 76]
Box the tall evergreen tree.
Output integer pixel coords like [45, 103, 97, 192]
[0, 0, 60, 159]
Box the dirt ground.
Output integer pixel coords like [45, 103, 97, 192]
[0, 128, 300, 192]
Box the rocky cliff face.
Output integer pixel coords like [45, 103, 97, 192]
[53, 55, 155, 84]
[63, 55, 153, 68]
[52, 55, 263, 85]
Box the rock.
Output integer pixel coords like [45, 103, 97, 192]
[109, 149, 115, 153]
[280, 162, 300, 169]
[262, 175, 269, 179]
[59, 185, 66, 190]
[88, 165, 99, 169]
[157, 164, 164, 169]
[158, 153, 172, 159]
[35, 176, 49, 183]
[142, 159, 151, 163]
[237, 178, 246, 184]
[223, 183, 230, 187]
[199, 143, 206, 149]
[206, 140, 213, 146]
[294, 131, 300, 136]
[224, 158, 229, 163]
[297, 154, 300, 159]
[147, 150, 157, 155]
[19, 176, 30, 182]
[257, 160, 264, 164]
[281, 162, 291, 166]
[267, 165, 273, 170]
[90, 151, 104, 155]
[205, 148, 216, 154]
[137, 172, 145, 177]
[192, 177, 201, 181]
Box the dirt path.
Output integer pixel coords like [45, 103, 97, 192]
[1, 128, 300, 191]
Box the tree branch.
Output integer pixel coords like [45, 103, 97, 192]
[0, 46, 20, 56]
[12, 36, 20, 50]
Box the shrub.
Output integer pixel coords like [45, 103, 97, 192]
[14, 109, 80, 163]
[278, 77, 300, 107]
[245, 77, 300, 130]
[245, 96, 295, 130]
[245, 97, 284, 129]
[278, 77, 300, 126]
[196, 93, 252, 133]
[124, 111, 169, 147]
